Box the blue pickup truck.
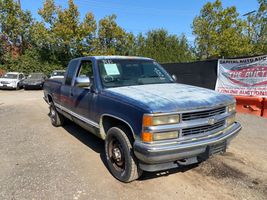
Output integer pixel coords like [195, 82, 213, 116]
[43, 56, 241, 182]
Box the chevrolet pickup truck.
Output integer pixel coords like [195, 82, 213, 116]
[43, 56, 241, 182]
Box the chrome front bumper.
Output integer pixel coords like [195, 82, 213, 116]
[24, 83, 43, 88]
[0, 83, 16, 89]
[134, 122, 241, 171]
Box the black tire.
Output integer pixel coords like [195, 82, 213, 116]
[49, 103, 65, 127]
[16, 83, 20, 90]
[105, 126, 142, 182]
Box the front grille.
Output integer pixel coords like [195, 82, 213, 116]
[182, 120, 225, 137]
[182, 106, 226, 121]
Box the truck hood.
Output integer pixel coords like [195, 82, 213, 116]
[104, 83, 234, 113]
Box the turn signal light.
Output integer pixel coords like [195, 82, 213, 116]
[141, 132, 153, 142]
[143, 115, 153, 127]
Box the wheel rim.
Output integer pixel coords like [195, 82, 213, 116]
[108, 137, 125, 172]
[50, 106, 56, 123]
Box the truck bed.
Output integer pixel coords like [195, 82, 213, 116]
[43, 78, 64, 101]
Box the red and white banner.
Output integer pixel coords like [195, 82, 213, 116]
[215, 55, 267, 97]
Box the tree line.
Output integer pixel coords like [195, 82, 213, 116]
[0, 0, 266, 74]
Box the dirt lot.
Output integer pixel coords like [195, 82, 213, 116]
[0, 90, 266, 200]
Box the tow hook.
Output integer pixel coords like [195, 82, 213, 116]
[177, 157, 198, 165]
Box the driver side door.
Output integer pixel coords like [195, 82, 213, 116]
[70, 59, 99, 133]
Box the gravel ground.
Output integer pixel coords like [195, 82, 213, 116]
[0, 90, 266, 200]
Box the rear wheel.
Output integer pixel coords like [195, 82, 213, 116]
[105, 126, 142, 182]
[49, 103, 65, 127]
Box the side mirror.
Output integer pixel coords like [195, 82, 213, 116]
[75, 77, 90, 88]
[172, 74, 177, 82]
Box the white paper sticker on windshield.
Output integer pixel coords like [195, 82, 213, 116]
[104, 64, 120, 75]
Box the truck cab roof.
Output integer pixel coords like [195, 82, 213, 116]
[73, 56, 154, 61]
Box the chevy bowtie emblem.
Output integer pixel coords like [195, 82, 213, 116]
[208, 118, 216, 125]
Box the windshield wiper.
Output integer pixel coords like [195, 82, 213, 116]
[140, 75, 162, 78]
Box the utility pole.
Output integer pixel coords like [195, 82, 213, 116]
[243, 10, 256, 40]
[17, 0, 22, 55]
[18, 0, 21, 9]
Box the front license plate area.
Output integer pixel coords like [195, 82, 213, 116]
[208, 141, 226, 156]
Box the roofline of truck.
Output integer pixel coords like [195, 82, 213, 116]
[71, 56, 154, 61]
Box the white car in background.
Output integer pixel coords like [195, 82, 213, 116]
[49, 70, 65, 79]
[0, 72, 25, 90]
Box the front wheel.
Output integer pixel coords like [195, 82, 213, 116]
[105, 127, 142, 182]
[49, 103, 65, 127]
[16, 83, 20, 90]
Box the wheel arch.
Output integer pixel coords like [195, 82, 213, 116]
[47, 94, 53, 104]
[100, 114, 136, 141]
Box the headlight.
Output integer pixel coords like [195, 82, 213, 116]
[153, 131, 179, 141]
[141, 131, 179, 142]
[143, 114, 180, 126]
[142, 114, 180, 142]
[227, 103, 236, 113]
[226, 114, 236, 126]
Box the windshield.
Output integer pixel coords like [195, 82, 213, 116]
[52, 71, 65, 77]
[28, 73, 43, 79]
[98, 59, 173, 88]
[3, 74, 18, 79]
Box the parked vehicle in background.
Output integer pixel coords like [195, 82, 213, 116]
[23, 73, 47, 90]
[0, 72, 25, 90]
[43, 56, 241, 182]
[50, 70, 65, 79]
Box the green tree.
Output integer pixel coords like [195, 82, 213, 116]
[1, 48, 62, 74]
[192, 0, 253, 59]
[97, 14, 133, 55]
[0, 0, 33, 55]
[135, 29, 194, 63]
[35, 0, 97, 66]
[79, 12, 97, 55]
[0, 34, 9, 64]
[248, 0, 267, 54]
[38, 0, 57, 24]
